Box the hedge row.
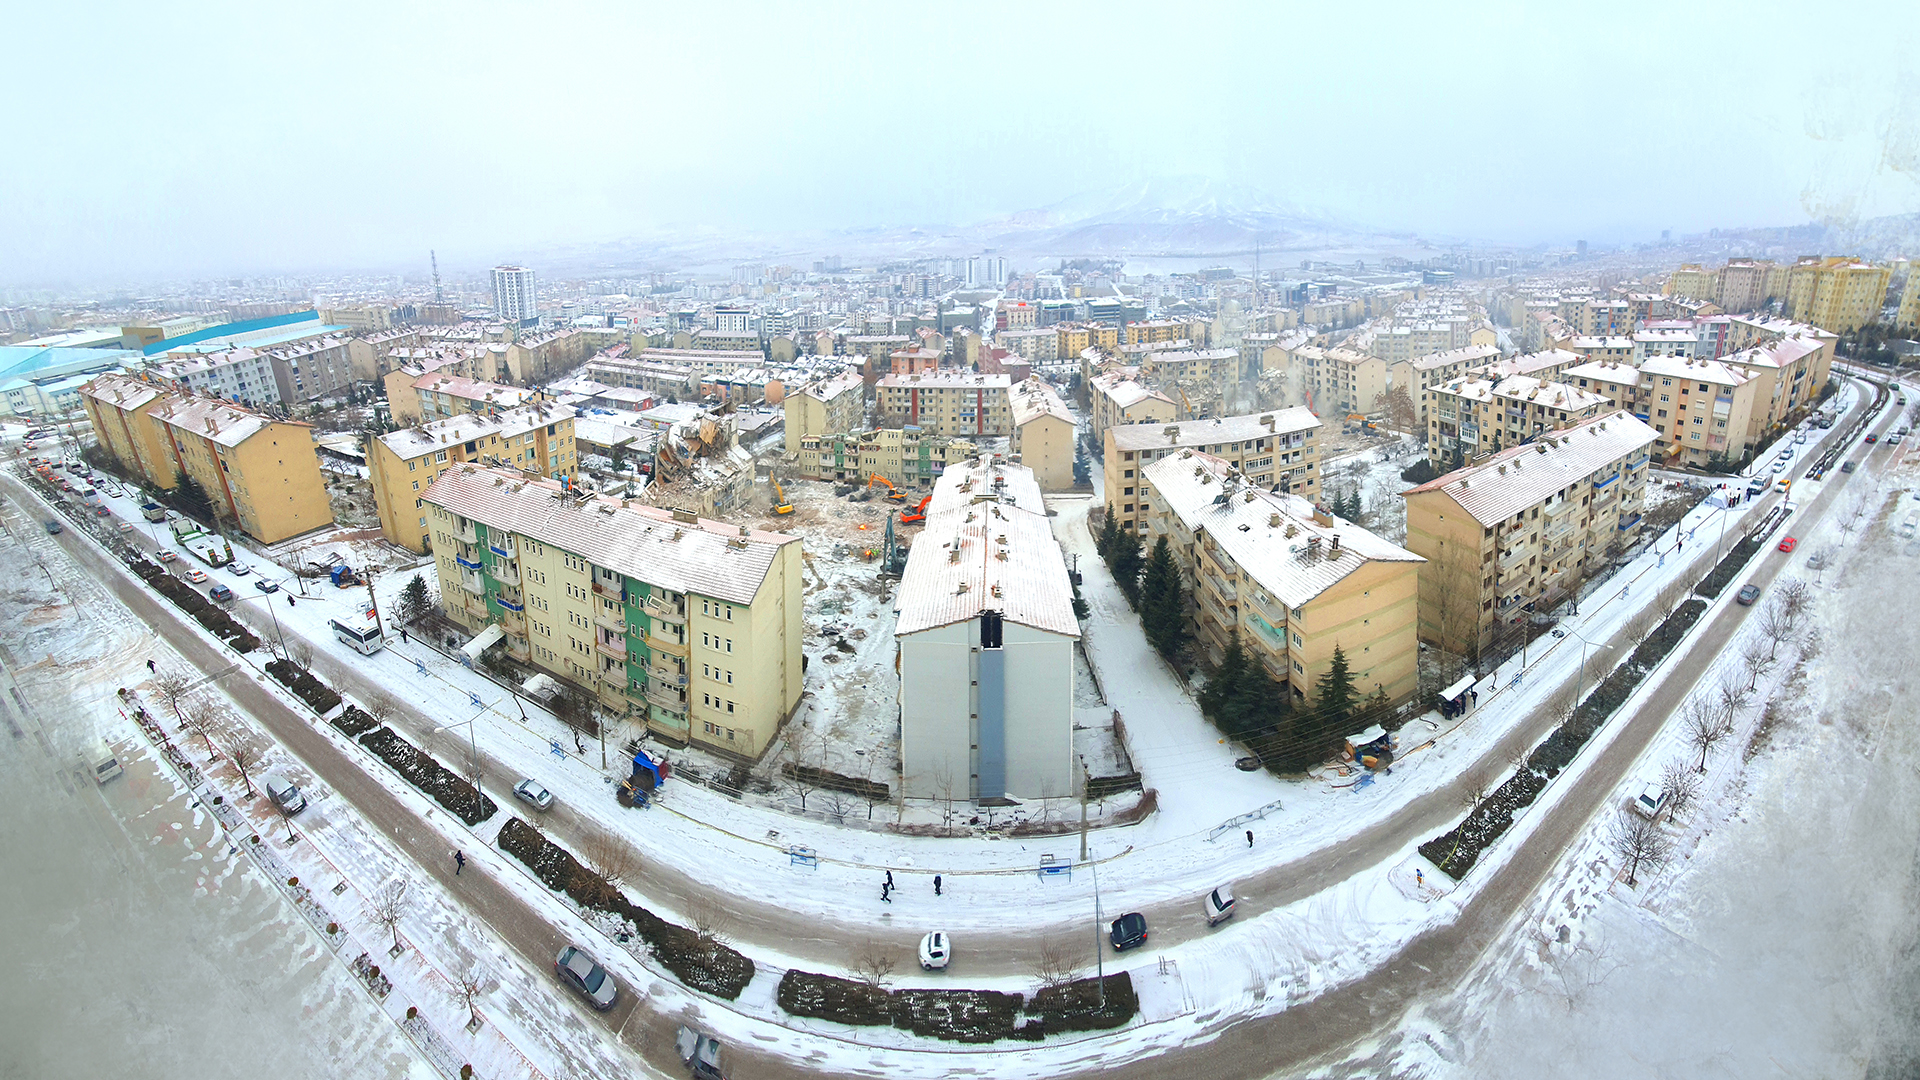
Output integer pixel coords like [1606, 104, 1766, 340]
[497, 818, 755, 999]
[331, 704, 379, 738]
[782, 762, 889, 802]
[359, 726, 496, 825]
[1695, 534, 1766, 599]
[265, 659, 343, 715]
[1420, 592, 1719, 880]
[130, 558, 258, 652]
[776, 969, 1136, 1043]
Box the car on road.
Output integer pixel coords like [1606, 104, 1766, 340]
[512, 778, 554, 811]
[1204, 884, 1238, 927]
[1892, 434, 1906, 445]
[253, 578, 279, 593]
[44, 519, 61, 534]
[1867, 433, 1878, 443]
[209, 584, 234, 602]
[1770, 460, 1789, 473]
[94, 504, 111, 517]
[227, 562, 251, 576]
[554, 945, 618, 1010]
[157, 550, 177, 562]
[674, 1026, 726, 1080]
[262, 774, 307, 814]
[184, 569, 208, 584]
[1778, 536, 1798, 553]
[1779, 448, 1793, 460]
[1109, 912, 1149, 951]
[1842, 461, 1857, 473]
[21, 440, 35, 450]
[1736, 583, 1762, 606]
[1795, 432, 1808, 443]
[918, 931, 951, 970]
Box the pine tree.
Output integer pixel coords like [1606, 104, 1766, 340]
[1097, 504, 1120, 559]
[1199, 634, 1249, 725]
[1315, 644, 1357, 728]
[172, 471, 214, 522]
[1139, 536, 1186, 661]
[1109, 533, 1144, 610]
[398, 573, 432, 624]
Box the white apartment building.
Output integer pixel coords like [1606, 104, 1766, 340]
[493, 265, 538, 323]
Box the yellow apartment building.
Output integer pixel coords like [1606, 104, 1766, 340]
[1087, 368, 1177, 438]
[1402, 414, 1659, 657]
[1424, 375, 1615, 462]
[79, 374, 178, 488]
[368, 402, 578, 553]
[1638, 355, 1762, 466]
[1142, 451, 1422, 704]
[148, 396, 334, 543]
[781, 372, 866, 453]
[422, 465, 803, 758]
[1008, 376, 1076, 491]
[1104, 407, 1321, 536]
[1786, 256, 1891, 333]
[875, 371, 1013, 437]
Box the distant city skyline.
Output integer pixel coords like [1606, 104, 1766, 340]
[2, 1, 1916, 285]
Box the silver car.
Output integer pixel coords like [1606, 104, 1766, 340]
[554, 945, 617, 1010]
[513, 778, 554, 811]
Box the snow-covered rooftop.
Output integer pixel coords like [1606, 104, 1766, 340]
[1009, 376, 1072, 428]
[1561, 360, 1644, 387]
[1409, 343, 1499, 371]
[1404, 413, 1660, 526]
[377, 402, 573, 459]
[1089, 369, 1173, 410]
[894, 457, 1077, 638]
[80, 372, 164, 411]
[415, 373, 539, 408]
[149, 395, 282, 449]
[794, 372, 864, 403]
[1145, 451, 1422, 609]
[1639, 355, 1753, 387]
[422, 465, 796, 605]
[877, 371, 1012, 390]
[1108, 406, 1321, 452]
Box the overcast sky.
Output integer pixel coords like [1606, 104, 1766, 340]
[3, 0, 1917, 286]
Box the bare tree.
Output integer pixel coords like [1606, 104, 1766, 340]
[367, 880, 409, 952]
[934, 768, 959, 827]
[288, 639, 315, 669]
[1741, 636, 1776, 691]
[1716, 675, 1752, 729]
[848, 945, 896, 991]
[1546, 686, 1578, 729]
[1777, 578, 1812, 629]
[690, 903, 735, 951]
[1654, 580, 1690, 620]
[1759, 604, 1793, 660]
[1625, 609, 1657, 647]
[228, 739, 262, 796]
[817, 788, 853, 824]
[572, 829, 639, 908]
[780, 724, 820, 812]
[450, 968, 487, 1029]
[362, 691, 400, 727]
[1459, 771, 1491, 813]
[1027, 938, 1080, 994]
[152, 672, 194, 722]
[1682, 695, 1735, 773]
[179, 697, 221, 762]
[1608, 810, 1671, 886]
[1537, 933, 1622, 1014]
[1659, 758, 1702, 818]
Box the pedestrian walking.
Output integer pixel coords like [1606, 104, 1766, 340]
[146, 658, 156, 673]
[933, 875, 942, 896]
[454, 850, 466, 875]
[881, 882, 892, 904]
[1416, 868, 1424, 887]
[287, 595, 296, 607]
[399, 627, 408, 644]
[1246, 830, 1254, 848]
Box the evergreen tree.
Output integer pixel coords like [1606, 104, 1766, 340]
[398, 573, 432, 624]
[172, 471, 214, 522]
[1109, 533, 1144, 610]
[1315, 644, 1357, 728]
[1139, 536, 1186, 661]
[1097, 504, 1120, 559]
[1199, 633, 1250, 726]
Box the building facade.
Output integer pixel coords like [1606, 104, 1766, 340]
[368, 402, 578, 552]
[781, 372, 866, 453]
[1103, 408, 1322, 536]
[875, 371, 1013, 437]
[493, 266, 538, 323]
[1008, 376, 1076, 491]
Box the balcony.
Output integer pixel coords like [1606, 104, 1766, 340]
[645, 659, 687, 685]
[457, 593, 489, 618]
[644, 593, 686, 624]
[645, 684, 689, 713]
[488, 537, 517, 560]
[506, 636, 531, 662]
[494, 595, 525, 613]
[1617, 513, 1644, 532]
[500, 611, 525, 635]
[489, 563, 520, 588]
[645, 707, 691, 736]
[1245, 590, 1288, 626]
[1246, 614, 1286, 649]
[458, 572, 485, 595]
[645, 628, 689, 657]
[1204, 570, 1237, 603]
[591, 578, 626, 603]
[1544, 518, 1574, 543]
[1260, 651, 1292, 683]
[452, 519, 477, 544]
[1499, 544, 1531, 568]
[454, 553, 484, 572]
[595, 636, 628, 661]
[594, 609, 626, 634]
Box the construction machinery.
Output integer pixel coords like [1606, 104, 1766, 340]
[900, 494, 931, 525]
[880, 510, 909, 576]
[868, 473, 906, 501]
[772, 477, 793, 515]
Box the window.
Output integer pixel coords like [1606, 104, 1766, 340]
[408, 460, 417, 471]
[726, 700, 735, 713]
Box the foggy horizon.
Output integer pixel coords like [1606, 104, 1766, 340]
[4, 0, 1918, 286]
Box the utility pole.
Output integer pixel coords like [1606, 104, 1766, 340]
[1078, 760, 1090, 862]
[364, 573, 383, 637]
[1091, 851, 1105, 1009]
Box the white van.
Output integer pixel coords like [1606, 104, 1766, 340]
[262, 774, 307, 814]
[91, 739, 122, 784]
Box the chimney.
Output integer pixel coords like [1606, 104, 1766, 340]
[1330, 534, 1341, 556]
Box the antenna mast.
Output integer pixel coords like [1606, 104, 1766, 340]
[431, 250, 444, 304]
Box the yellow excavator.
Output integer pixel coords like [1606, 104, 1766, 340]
[773, 477, 793, 515]
[868, 473, 906, 502]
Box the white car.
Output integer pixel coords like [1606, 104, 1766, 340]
[1630, 782, 1667, 819]
[1204, 883, 1237, 927]
[227, 562, 251, 576]
[512, 777, 554, 811]
[918, 931, 951, 970]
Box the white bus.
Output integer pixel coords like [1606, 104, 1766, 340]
[330, 614, 385, 656]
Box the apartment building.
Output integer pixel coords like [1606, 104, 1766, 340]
[150, 395, 333, 543]
[492, 265, 537, 323]
[1786, 256, 1891, 333]
[888, 348, 942, 375]
[1560, 360, 1646, 416]
[1087, 368, 1177, 438]
[895, 457, 1078, 802]
[368, 402, 578, 552]
[410, 373, 542, 422]
[1632, 327, 1697, 360]
[1716, 259, 1778, 313]
[1717, 330, 1833, 443]
[347, 327, 421, 380]
[1125, 318, 1205, 346]
[1470, 348, 1583, 383]
[1008, 376, 1075, 491]
[1055, 322, 1119, 359]
[1103, 408, 1321, 535]
[1388, 344, 1500, 424]
[875, 370, 1013, 437]
[1639, 355, 1762, 466]
[1142, 451, 1422, 705]
[781, 372, 866, 453]
[1141, 348, 1237, 386]
[1424, 375, 1614, 462]
[422, 466, 803, 758]
[504, 328, 592, 383]
[1666, 264, 1716, 301]
[791, 427, 976, 489]
[1293, 344, 1388, 416]
[1403, 413, 1660, 657]
[78, 374, 176, 485]
[996, 327, 1059, 363]
[582, 354, 700, 402]
[1564, 336, 1635, 365]
[1899, 271, 1920, 331]
[143, 348, 279, 408]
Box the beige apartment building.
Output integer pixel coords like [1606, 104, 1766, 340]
[1639, 355, 1761, 466]
[1388, 344, 1500, 425]
[1103, 407, 1321, 536]
[422, 466, 803, 758]
[368, 402, 578, 552]
[1899, 271, 1920, 331]
[781, 372, 865, 453]
[1786, 256, 1891, 333]
[1424, 375, 1614, 462]
[1403, 413, 1659, 657]
[791, 428, 976, 489]
[347, 327, 421, 381]
[1293, 344, 1388, 416]
[81, 376, 334, 544]
[1141, 348, 1237, 386]
[876, 371, 1013, 437]
[1143, 451, 1423, 704]
[1009, 376, 1076, 491]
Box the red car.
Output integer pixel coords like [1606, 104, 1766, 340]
[1778, 536, 1798, 553]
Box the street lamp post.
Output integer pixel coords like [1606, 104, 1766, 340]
[231, 588, 290, 657]
[434, 698, 495, 784]
[1089, 846, 1105, 1009]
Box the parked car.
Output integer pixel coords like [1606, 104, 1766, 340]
[1630, 782, 1668, 819]
[1842, 461, 1857, 473]
[226, 562, 251, 576]
[918, 931, 951, 970]
[1204, 884, 1238, 927]
[209, 584, 234, 602]
[1794, 432, 1808, 443]
[253, 578, 279, 593]
[1779, 448, 1793, 460]
[184, 569, 208, 584]
[674, 1026, 726, 1080]
[1778, 536, 1798, 553]
[1736, 583, 1762, 606]
[262, 774, 307, 814]
[44, 519, 62, 534]
[1892, 434, 1905, 445]
[157, 550, 177, 562]
[1109, 912, 1149, 951]
[512, 778, 554, 811]
[554, 945, 618, 1010]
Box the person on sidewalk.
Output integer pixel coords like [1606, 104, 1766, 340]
[399, 628, 408, 644]
[933, 875, 942, 897]
[1246, 830, 1254, 848]
[881, 881, 891, 904]
[885, 869, 894, 889]
[287, 595, 296, 607]
[146, 659, 156, 673]
[454, 850, 466, 875]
